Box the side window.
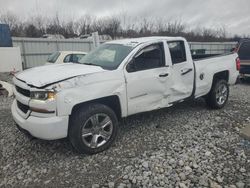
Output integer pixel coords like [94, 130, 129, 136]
[63, 54, 72, 63]
[167, 41, 186, 64]
[239, 41, 250, 60]
[127, 43, 165, 72]
[72, 54, 85, 63]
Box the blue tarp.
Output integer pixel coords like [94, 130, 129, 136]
[0, 24, 13, 47]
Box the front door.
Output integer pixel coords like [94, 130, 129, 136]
[124, 43, 171, 115]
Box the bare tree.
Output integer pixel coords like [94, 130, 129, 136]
[77, 14, 93, 35]
[0, 11, 18, 31]
[166, 20, 185, 35]
[103, 17, 121, 39]
[216, 26, 227, 39]
[32, 15, 47, 35]
[0, 11, 24, 36]
[61, 21, 78, 38]
[25, 24, 43, 37]
[0, 10, 242, 42]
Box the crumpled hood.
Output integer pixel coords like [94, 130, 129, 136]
[15, 63, 106, 88]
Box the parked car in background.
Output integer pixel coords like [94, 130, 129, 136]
[236, 39, 250, 79]
[46, 51, 87, 64]
[12, 37, 239, 154]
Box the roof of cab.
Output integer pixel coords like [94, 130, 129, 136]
[106, 36, 186, 46]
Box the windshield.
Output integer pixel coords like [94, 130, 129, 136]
[78, 43, 133, 70]
[47, 51, 60, 63]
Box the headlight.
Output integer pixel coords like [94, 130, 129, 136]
[30, 91, 56, 100]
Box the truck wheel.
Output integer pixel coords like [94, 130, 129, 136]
[205, 80, 229, 109]
[69, 104, 118, 154]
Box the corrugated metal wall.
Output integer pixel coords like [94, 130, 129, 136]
[12, 37, 96, 68]
[12, 37, 237, 69]
[189, 42, 237, 55]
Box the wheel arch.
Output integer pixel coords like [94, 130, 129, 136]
[70, 95, 122, 120]
[209, 70, 229, 93]
[213, 70, 229, 83]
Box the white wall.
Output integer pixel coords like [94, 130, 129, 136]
[0, 47, 23, 72]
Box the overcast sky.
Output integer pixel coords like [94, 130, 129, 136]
[0, 0, 249, 36]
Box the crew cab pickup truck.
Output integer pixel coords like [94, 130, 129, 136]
[12, 37, 239, 154]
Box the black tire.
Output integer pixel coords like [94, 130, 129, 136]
[205, 80, 229, 109]
[69, 103, 118, 154]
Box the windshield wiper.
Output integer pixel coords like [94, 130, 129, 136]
[82, 62, 101, 67]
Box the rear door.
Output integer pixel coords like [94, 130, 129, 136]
[167, 41, 194, 103]
[124, 42, 171, 115]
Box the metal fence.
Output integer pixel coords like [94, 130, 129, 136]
[12, 37, 237, 69]
[12, 37, 96, 68]
[189, 42, 237, 55]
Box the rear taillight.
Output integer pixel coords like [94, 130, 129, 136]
[236, 57, 241, 71]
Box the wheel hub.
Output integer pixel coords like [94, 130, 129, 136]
[81, 113, 113, 149]
[92, 127, 101, 134]
[216, 84, 228, 105]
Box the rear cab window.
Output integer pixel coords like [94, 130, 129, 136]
[167, 41, 187, 64]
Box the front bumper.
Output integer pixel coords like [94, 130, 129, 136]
[240, 73, 250, 78]
[11, 100, 69, 140]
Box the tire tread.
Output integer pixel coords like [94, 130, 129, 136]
[205, 79, 229, 109]
[69, 103, 118, 154]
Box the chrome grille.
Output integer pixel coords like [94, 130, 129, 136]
[15, 85, 30, 97]
[16, 100, 29, 114]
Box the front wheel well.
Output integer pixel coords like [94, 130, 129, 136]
[71, 95, 122, 120]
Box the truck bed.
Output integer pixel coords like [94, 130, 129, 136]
[192, 54, 218, 60]
[193, 53, 238, 98]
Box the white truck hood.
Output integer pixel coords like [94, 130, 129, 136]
[15, 63, 105, 88]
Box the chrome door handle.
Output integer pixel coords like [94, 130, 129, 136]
[181, 68, 193, 75]
[159, 73, 169, 77]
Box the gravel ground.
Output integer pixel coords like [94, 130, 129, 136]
[0, 82, 250, 188]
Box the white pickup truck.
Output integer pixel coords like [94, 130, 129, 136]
[12, 37, 239, 154]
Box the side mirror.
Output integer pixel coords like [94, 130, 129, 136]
[126, 59, 136, 72]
